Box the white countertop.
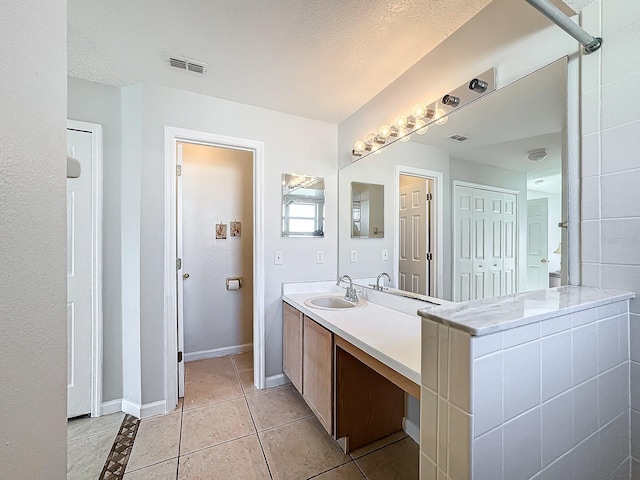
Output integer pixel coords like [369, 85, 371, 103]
[282, 291, 421, 386]
[418, 286, 635, 336]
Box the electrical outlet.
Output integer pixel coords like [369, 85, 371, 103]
[316, 250, 324, 264]
[382, 249, 389, 261]
[350, 250, 358, 262]
[274, 251, 283, 265]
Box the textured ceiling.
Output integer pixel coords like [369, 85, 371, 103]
[68, 0, 495, 123]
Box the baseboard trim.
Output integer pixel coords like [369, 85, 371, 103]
[185, 343, 253, 363]
[120, 399, 167, 419]
[265, 373, 290, 389]
[101, 399, 123, 416]
[403, 417, 420, 444]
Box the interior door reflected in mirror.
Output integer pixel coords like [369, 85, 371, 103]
[351, 182, 384, 238]
[282, 173, 325, 237]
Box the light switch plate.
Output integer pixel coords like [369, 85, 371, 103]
[316, 250, 324, 264]
[382, 249, 389, 261]
[350, 250, 358, 262]
[274, 251, 283, 265]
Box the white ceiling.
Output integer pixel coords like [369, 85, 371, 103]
[68, 0, 593, 124]
[68, 0, 497, 123]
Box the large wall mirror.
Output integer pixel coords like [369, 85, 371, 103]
[338, 58, 568, 302]
[282, 173, 325, 237]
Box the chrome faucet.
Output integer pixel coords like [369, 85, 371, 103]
[375, 272, 391, 291]
[336, 274, 358, 302]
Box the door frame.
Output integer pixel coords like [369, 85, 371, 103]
[163, 126, 265, 412]
[67, 119, 103, 417]
[394, 166, 443, 299]
[452, 180, 520, 300]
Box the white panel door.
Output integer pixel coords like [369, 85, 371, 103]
[472, 190, 490, 300]
[398, 180, 429, 295]
[454, 185, 518, 302]
[67, 129, 93, 418]
[503, 194, 517, 295]
[527, 198, 549, 290]
[176, 144, 185, 397]
[453, 186, 473, 301]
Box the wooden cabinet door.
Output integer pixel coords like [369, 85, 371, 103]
[303, 316, 333, 434]
[283, 302, 303, 393]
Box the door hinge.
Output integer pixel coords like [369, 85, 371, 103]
[178, 351, 183, 363]
[176, 258, 182, 270]
[426, 252, 433, 261]
[176, 164, 182, 176]
[426, 193, 433, 201]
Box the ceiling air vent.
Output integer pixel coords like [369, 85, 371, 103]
[165, 53, 208, 76]
[448, 134, 468, 142]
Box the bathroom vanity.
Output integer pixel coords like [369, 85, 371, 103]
[282, 281, 436, 453]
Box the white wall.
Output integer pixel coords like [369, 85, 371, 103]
[119, 83, 338, 403]
[181, 143, 254, 355]
[578, 0, 640, 469]
[0, 1, 67, 478]
[67, 77, 123, 402]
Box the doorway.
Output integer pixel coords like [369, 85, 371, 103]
[164, 127, 265, 414]
[395, 166, 443, 299]
[176, 142, 254, 397]
[66, 120, 103, 418]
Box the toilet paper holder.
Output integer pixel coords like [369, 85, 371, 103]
[226, 277, 243, 290]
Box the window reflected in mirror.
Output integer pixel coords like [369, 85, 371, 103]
[282, 173, 325, 237]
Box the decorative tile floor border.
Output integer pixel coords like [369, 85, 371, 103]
[98, 414, 140, 480]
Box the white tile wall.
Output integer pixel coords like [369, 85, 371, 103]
[421, 300, 631, 479]
[601, 120, 640, 174]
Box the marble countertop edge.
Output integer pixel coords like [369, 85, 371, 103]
[418, 286, 635, 336]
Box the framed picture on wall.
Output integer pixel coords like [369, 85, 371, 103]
[216, 223, 227, 239]
[230, 221, 241, 237]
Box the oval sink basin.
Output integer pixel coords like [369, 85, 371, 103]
[304, 295, 367, 310]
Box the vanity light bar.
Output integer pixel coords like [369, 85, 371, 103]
[352, 68, 496, 159]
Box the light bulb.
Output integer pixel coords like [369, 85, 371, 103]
[434, 108, 448, 126]
[353, 140, 366, 153]
[379, 124, 392, 138]
[415, 119, 428, 135]
[400, 133, 411, 143]
[394, 115, 408, 129]
[412, 103, 427, 118]
[365, 133, 376, 145]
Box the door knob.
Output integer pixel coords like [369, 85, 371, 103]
[540, 259, 549, 264]
[183, 273, 190, 279]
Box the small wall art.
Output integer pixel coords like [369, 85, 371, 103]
[230, 221, 241, 237]
[215, 223, 227, 239]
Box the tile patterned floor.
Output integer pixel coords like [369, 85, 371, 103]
[68, 352, 419, 479]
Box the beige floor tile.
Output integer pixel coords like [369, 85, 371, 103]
[180, 398, 256, 455]
[178, 435, 270, 480]
[231, 351, 253, 372]
[123, 458, 178, 480]
[246, 384, 312, 431]
[184, 372, 243, 410]
[185, 356, 235, 382]
[312, 462, 366, 479]
[126, 412, 181, 473]
[259, 416, 350, 480]
[354, 437, 419, 480]
[348, 431, 408, 460]
[239, 370, 259, 396]
[67, 431, 116, 480]
[67, 412, 125, 441]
